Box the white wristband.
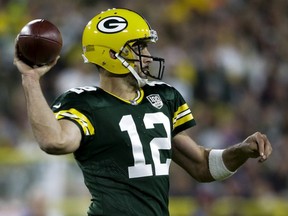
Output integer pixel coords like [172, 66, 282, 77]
[208, 149, 236, 181]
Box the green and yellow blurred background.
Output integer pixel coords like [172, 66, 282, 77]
[1, 0, 288, 215]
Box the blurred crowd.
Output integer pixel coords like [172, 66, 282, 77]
[1, 0, 288, 215]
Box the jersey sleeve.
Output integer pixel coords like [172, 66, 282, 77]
[169, 87, 196, 137]
[50, 88, 96, 142]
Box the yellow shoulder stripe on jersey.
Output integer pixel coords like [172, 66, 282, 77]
[54, 108, 95, 136]
[173, 103, 194, 129]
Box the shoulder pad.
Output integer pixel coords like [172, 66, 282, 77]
[146, 80, 171, 87]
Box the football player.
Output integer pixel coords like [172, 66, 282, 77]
[14, 8, 272, 216]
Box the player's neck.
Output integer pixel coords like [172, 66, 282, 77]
[100, 74, 139, 101]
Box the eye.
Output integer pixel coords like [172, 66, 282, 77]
[132, 41, 148, 53]
[138, 42, 147, 50]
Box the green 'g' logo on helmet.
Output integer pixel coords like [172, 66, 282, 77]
[97, 16, 128, 33]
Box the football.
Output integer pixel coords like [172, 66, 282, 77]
[16, 19, 62, 67]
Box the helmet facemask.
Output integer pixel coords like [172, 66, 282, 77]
[114, 28, 165, 87]
[120, 39, 165, 81]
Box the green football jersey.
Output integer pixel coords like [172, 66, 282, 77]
[51, 81, 196, 216]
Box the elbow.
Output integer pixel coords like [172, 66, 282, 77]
[36, 132, 79, 155]
[186, 163, 215, 183]
[38, 141, 68, 155]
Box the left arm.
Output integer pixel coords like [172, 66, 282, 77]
[222, 132, 272, 171]
[172, 130, 272, 182]
[172, 130, 213, 182]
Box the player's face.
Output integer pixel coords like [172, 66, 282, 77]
[132, 42, 152, 79]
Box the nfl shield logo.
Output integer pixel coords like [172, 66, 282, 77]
[147, 94, 163, 109]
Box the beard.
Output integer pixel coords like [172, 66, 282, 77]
[125, 73, 139, 89]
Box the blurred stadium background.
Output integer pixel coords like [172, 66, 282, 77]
[1, 0, 288, 215]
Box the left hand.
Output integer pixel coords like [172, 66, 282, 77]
[241, 132, 272, 162]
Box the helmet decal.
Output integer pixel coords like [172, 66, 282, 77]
[97, 16, 128, 33]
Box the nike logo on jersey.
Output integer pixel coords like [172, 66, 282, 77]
[146, 94, 163, 109]
[53, 103, 61, 109]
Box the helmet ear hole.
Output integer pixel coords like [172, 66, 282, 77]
[121, 47, 130, 57]
[109, 50, 117, 59]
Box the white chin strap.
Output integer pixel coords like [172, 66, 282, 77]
[115, 53, 148, 87]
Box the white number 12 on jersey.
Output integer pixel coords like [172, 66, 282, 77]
[119, 112, 171, 178]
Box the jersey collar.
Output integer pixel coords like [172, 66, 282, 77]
[103, 88, 144, 105]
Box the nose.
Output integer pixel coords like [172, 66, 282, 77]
[142, 48, 152, 64]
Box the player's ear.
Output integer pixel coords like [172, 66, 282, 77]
[109, 50, 117, 59]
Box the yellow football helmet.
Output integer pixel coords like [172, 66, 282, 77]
[82, 8, 165, 86]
